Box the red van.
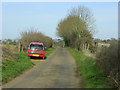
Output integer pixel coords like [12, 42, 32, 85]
[27, 42, 45, 59]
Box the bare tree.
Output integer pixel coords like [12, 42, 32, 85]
[69, 6, 96, 33]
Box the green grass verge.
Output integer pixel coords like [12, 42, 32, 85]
[2, 52, 34, 83]
[67, 47, 111, 88]
[0, 66, 1, 86]
[2, 47, 56, 83]
[45, 47, 56, 57]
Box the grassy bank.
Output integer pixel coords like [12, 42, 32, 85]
[2, 47, 56, 83]
[2, 52, 34, 83]
[67, 47, 111, 88]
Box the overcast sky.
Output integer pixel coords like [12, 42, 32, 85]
[2, 2, 118, 40]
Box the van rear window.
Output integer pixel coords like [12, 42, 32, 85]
[30, 44, 43, 51]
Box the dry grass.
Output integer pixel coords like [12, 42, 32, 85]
[2, 44, 16, 61]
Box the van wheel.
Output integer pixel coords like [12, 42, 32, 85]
[30, 56, 32, 59]
[43, 57, 45, 59]
[43, 56, 46, 59]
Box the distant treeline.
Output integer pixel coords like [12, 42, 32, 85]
[2, 29, 54, 52]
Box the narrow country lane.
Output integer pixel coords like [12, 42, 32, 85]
[3, 48, 84, 88]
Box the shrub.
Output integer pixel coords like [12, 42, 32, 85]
[95, 40, 119, 88]
[18, 29, 53, 52]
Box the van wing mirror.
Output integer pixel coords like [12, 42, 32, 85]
[44, 47, 47, 50]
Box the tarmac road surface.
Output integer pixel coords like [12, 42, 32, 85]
[3, 48, 84, 88]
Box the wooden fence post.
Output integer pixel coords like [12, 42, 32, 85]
[18, 42, 23, 52]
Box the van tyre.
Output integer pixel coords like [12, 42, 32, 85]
[43, 57, 45, 59]
[43, 56, 46, 59]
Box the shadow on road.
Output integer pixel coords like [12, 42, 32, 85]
[30, 56, 47, 60]
[30, 56, 47, 65]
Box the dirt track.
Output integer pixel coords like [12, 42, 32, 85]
[3, 48, 84, 88]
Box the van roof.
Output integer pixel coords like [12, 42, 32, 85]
[30, 42, 43, 45]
